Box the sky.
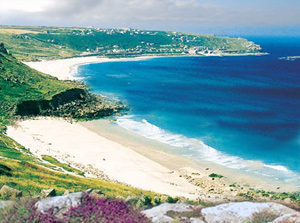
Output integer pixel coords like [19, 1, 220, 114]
[0, 0, 300, 36]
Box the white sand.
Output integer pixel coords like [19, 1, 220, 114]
[7, 118, 200, 199]
[24, 56, 154, 80]
[24, 57, 105, 80]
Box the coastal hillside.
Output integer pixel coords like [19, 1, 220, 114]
[0, 43, 75, 130]
[0, 26, 262, 61]
[0, 43, 124, 132]
[0, 43, 161, 202]
[0, 43, 184, 222]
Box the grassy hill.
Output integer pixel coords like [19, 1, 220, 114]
[0, 43, 78, 130]
[0, 26, 262, 61]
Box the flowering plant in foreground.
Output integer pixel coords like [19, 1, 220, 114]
[3, 194, 151, 223]
[61, 194, 151, 223]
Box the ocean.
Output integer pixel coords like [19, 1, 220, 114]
[75, 36, 300, 186]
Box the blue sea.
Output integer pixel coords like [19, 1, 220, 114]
[75, 36, 300, 186]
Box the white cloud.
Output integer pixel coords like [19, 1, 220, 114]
[0, 0, 52, 12]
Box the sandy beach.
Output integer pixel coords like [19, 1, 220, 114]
[7, 117, 298, 203]
[6, 118, 200, 199]
[24, 56, 154, 80]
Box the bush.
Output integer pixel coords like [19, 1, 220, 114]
[0, 194, 151, 223]
[143, 196, 152, 206]
[0, 198, 38, 223]
[166, 196, 178, 204]
[208, 173, 223, 179]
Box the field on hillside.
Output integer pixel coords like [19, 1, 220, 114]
[0, 26, 261, 61]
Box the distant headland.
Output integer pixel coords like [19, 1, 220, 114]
[0, 25, 264, 62]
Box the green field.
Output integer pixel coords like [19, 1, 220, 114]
[0, 43, 78, 130]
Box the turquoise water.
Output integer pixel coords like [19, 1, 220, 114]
[75, 37, 300, 186]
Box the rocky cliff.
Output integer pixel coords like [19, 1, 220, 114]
[16, 88, 126, 119]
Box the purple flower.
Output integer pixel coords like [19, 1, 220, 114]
[3, 193, 151, 223]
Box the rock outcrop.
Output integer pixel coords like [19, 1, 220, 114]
[143, 203, 197, 223]
[144, 201, 299, 223]
[272, 212, 300, 223]
[143, 203, 206, 223]
[0, 200, 15, 209]
[201, 202, 296, 223]
[1, 189, 299, 223]
[35, 192, 83, 216]
[0, 185, 22, 199]
[16, 88, 126, 119]
[41, 188, 56, 198]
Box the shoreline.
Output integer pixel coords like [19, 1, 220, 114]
[6, 117, 200, 199]
[6, 117, 298, 204]
[16, 54, 298, 202]
[23, 56, 158, 81]
[80, 119, 299, 192]
[23, 53, 267, 81]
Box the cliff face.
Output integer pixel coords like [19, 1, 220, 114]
[16, 88, 126, 118]
[17, 88, 85, 116]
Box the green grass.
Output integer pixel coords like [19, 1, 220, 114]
[0, 27, 78, 61]
[0, 134, 34, 161]
[0, 43, 80, 130]
[41, 155, 85, 176]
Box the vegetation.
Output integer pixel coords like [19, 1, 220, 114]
[237, 189, 300, 204]
[0, 27, 77, 61]
[0, 194, 151, 223]
[41, 155, 85, 176]
[0, 42, 78, 129]
[208, 173, 224, 179]
[0, 26, 262, 61]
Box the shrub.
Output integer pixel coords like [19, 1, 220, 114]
[208, 173, 223, 179]
[154, 197, 161, 205]
[0, 198, 38, 223]
[143, 196, 152, 206]
[166, 196, 178, 204]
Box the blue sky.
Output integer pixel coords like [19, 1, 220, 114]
[0, 0, 299, 36]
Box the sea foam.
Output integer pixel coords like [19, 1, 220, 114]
[116, 116, 299, 184]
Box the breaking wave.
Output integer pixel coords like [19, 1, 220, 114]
[116, 116, 300, 185]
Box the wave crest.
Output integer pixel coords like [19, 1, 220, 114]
[116, 116, 299, 184]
